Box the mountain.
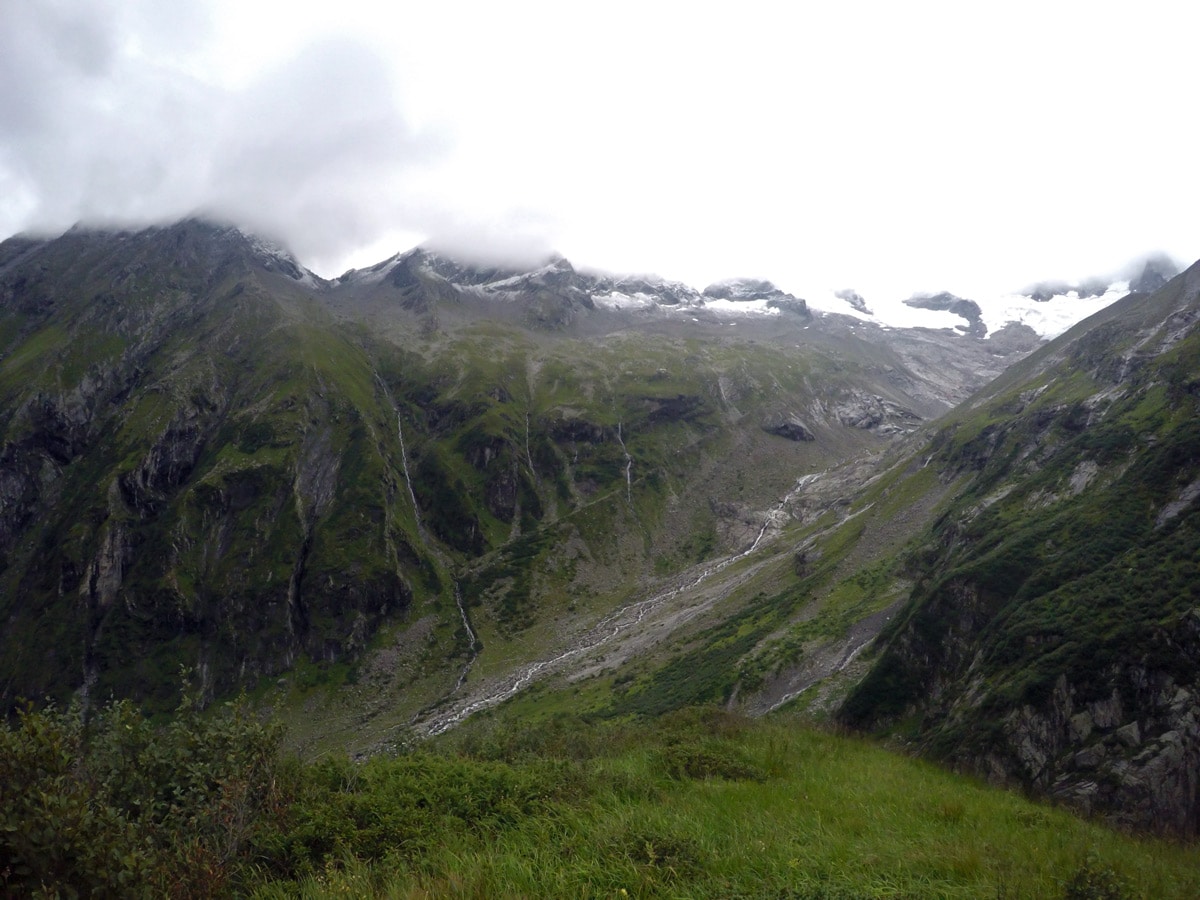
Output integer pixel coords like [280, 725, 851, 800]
[0, 221, 422, 710]
[822, 256, 1183, 342]
[402, 251, 1200, 835]
[4, 217, 1196, 836]
[835, 261, 1200, 833]
[0, 218, 1033, 721]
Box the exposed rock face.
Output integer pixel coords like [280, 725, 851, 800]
[0, 221, 420, 710]
[703, 279, 811, 317]
[762, 413, 815, 441]
[904, 292, 987, 337]
[976, 611, 1200, 835]
[840, 258, 1200, 835]
[1026, 278, 1112, 302]
[831, 391, 921, 435]
[986, 321, 1042, 354]
[1130, 254, 1179, 293]
[703, 278, 779, 301]
[835, 288, 871, 314]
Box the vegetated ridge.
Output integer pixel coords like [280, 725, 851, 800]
[838, 260, 1200, 833]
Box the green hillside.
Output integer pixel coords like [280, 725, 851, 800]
[840, 263, 1200, 833]
[0, 221, 947, 728]
[6, 699, 1198, 898]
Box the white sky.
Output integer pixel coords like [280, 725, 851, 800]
[1, 0, 1196, 302]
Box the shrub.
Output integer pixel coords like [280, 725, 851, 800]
[0, 684, 285, 898]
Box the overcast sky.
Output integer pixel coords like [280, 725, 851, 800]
[1, 0, 1195, 300]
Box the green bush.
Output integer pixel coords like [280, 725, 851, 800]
[0, 685, 285, 898]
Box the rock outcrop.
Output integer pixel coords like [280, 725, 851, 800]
[762, 413, 815, 441]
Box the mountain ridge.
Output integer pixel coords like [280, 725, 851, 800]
[2, 217, 1198, 835]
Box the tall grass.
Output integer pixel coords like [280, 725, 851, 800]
[250, 710, 1199, 898]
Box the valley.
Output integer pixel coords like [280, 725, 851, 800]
[2, 218, 1199, 847]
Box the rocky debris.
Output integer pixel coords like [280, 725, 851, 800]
[762, 413, 815, 441]
[831, 391, 922, 435]
[904, 292, 987, 338]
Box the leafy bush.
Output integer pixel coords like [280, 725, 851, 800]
[1063, 854, 1130, 899]
[255, 750, 579, 879]
[0, 684, 284, 898]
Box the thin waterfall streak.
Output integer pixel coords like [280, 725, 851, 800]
[452, 581, 478, 693]
[524, 412, 537, 481]
[396, 414, 422, 534]
[616, 421, 632, 505]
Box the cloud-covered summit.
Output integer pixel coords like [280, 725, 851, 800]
[0, 2, 445, 272]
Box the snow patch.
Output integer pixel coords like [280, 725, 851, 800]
[701, 297, 781, 316]
[979, 282, 1129, 339]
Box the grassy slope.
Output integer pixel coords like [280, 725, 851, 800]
[847, 289, 1200, 708]
[270, 313, 929, 754]
[251, 711, 1200, 899]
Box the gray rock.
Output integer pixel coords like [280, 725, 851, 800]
[762, 414, 815, 442]
[1069, 711, 1094, 743]
[1115, 722, 1142, 748]
[1074, 743, 1107, 769]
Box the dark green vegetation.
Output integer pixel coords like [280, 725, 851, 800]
[840, 263, 1200, 832]
[7, 698, 1199, 898]
[0, 220, 950, 727]
[1, 685, 282, 897]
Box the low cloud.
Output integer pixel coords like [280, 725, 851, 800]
[0, 2, 450, 267]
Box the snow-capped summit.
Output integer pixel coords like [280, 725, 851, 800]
[331, 240, 1183, 343]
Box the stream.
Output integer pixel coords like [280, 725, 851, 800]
[416, 470, 827, 736]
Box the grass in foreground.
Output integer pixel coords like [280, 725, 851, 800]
[253, 709, 1195, 899]
[5, 700, 1197, 898]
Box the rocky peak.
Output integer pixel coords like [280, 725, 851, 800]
[834, 288, 871, 314]
[904, 291, 986, 337]
[1023, 278, 1112, 303]
[1129, 254, 1180, 293]
[703, 278, 810, 317]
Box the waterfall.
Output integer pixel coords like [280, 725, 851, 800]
[396, 413, 423, 535]
[452, 581, 479, 692]
[616, 421, 632, 505]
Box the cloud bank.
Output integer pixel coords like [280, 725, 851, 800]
[1, 1, 1197, 294]
[0, 1, 455, 272]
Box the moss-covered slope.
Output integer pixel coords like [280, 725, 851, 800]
[840, 261, 1200, 833]
[0, 220, 966, 722]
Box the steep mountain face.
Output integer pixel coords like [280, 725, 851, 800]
[839, 262, 1200, 833]
[0, 219, 1033, 720]
[0, 221, 427, 709]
